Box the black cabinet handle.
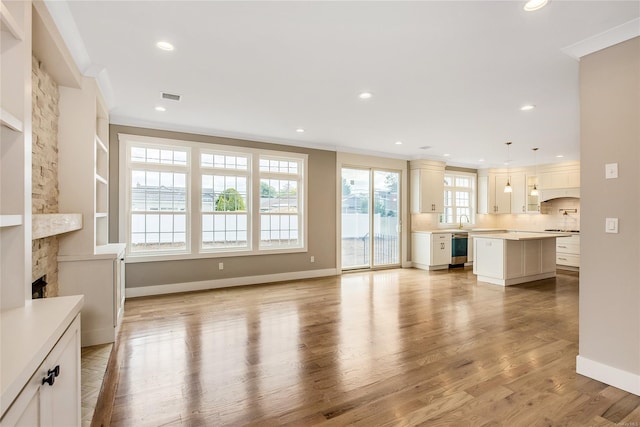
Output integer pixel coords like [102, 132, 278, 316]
[42, 365, 60, 386]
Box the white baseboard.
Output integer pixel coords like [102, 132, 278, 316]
[125, 268, 339, 298]
[576, 355, 640, 396]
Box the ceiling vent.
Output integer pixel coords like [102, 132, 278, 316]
[161, 92, 181, 102]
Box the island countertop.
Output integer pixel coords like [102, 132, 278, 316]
[470, 232, 570, 240]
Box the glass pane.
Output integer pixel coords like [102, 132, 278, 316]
[259, 214, 299, 249]
[373, 170, 400, 266]
[341, 168, 370, 269]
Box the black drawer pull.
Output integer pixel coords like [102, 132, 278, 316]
[42, 365, 60, 386]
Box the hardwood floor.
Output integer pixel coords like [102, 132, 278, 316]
[93, 268, 640, 426]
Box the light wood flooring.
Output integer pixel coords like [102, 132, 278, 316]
[81, 343, 112, 426]
[92, 267, 640, 426]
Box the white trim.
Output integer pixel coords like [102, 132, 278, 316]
[125, 268, 338, 298]
[562, 18, 640, 60]
[576, 355, 640, 396]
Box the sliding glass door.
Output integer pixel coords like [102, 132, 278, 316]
[341, 168, 400, 270]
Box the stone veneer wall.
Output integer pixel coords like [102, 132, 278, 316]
[31, 56, 60, 297]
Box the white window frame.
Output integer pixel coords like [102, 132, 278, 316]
[440, 171, 476, 227]
[119, 134, 308, 262]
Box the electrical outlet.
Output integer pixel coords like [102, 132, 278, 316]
[218, 262, 224, 270]
[310, 256, 315, 263]
[605, 218, 618, 234]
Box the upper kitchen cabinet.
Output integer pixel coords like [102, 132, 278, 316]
[477, 171, 511, 214]
[526, 175, 540, 213]
[538, 162, 580, 189]
[410, 160, 445, 213]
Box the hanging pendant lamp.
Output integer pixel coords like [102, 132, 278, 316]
[504, 142, 513, 193]
[530, 147, 539, 196]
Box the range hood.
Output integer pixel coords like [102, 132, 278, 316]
[539, 188, 580, 202]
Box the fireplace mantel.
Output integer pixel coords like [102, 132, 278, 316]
[32, 214, 83, 240]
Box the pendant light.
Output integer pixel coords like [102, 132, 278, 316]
[504, 142, 513, 193]
[530, 147, 539, 196]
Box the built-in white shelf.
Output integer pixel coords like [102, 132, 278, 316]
[0, 1, 25, 41]
[0, 108, 23, 132]
[32, 213, 83, 240]
[95, 212, 108, 218]
[95, 174, 108, 185]
[95, 135, 108, 153]
[0, 214, 22, 228]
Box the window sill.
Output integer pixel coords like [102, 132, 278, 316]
[125, 246, 307, 263]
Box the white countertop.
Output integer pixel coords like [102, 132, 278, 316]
[413, 228, 506, 234]
[471, 232, 570, 240]
[1, 295, 84, 416]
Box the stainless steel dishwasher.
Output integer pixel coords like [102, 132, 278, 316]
[450, 233, 468, 267]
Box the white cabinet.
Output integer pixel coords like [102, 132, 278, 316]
[58, 244, 126, 346]
[412, 232, 451, 270]
[1, 315, 81, 427]
[410, 160, 445, 213]
[478, 172, 511, 214]
[526, 175, 540, 213]
[556, 234, 580, 269]
[473, 236, 557, 286]
[539, 168, 580, 189]
[510, 173, 527, 214]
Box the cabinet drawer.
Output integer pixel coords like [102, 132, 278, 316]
[556, 242, 579, 255]
[556, 253, 580, 267]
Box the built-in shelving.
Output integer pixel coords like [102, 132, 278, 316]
[0, 215, 23, 228]
[0, 108, 23, 132]
[0, 1, 25, 41]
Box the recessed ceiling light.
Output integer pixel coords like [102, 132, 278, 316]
[524, 0, 548, 12]
[395, 141, 402, 145]
[156, 41, 174, 51]
[155, 106, 166, 112]
[296, 128, 305, 133]
[479, 159, 485, 162]
[443, 153, 451, 157]
[358, 92, 373, 99]
[556, 154, 564, 158]
[520, 104, 536, 111]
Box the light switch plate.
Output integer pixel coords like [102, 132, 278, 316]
[605, 217, 618, 233]
[605, 163, 618, 179]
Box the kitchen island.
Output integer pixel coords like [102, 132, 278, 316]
[472, 232, 568, 286]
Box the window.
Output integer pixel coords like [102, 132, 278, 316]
[201, 151, 250, 251]
[441, 172, 476, 226]
[128, 144, 189, 254]
[120, 134, 307, 260]
[259, 156, 303, 249]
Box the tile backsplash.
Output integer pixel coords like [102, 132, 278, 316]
[412, 197, 580, 232]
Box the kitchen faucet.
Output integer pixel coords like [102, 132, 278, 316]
[458, 215, 470, 229]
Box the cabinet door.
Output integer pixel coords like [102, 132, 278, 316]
[493, 174, 511, 214]
[477, 176, 489, 214]
[510, 173, 526, 214]
[40, 316, 81, 427]
[526, 175, 540, 213]
[431, 234, 451, 265]
[411, 169, 444, 213]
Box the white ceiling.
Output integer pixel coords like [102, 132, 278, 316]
[50, 1, 639, 168]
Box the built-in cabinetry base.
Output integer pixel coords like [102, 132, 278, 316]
[58, 244, 126, 347]
[0, 296, 83, 423]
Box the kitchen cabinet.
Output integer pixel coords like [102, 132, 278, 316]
[510, 173, 527, 214]
[58, 243, 126, 346]
[477, 172, 511, 214]
[537, 162, 580, 190]
[412, 232, 451, 270]
[410, 160, 445, 213]
[556, 234, 580, 269]
[473, 233, 558, 286]
[526, 175, 540, 213]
